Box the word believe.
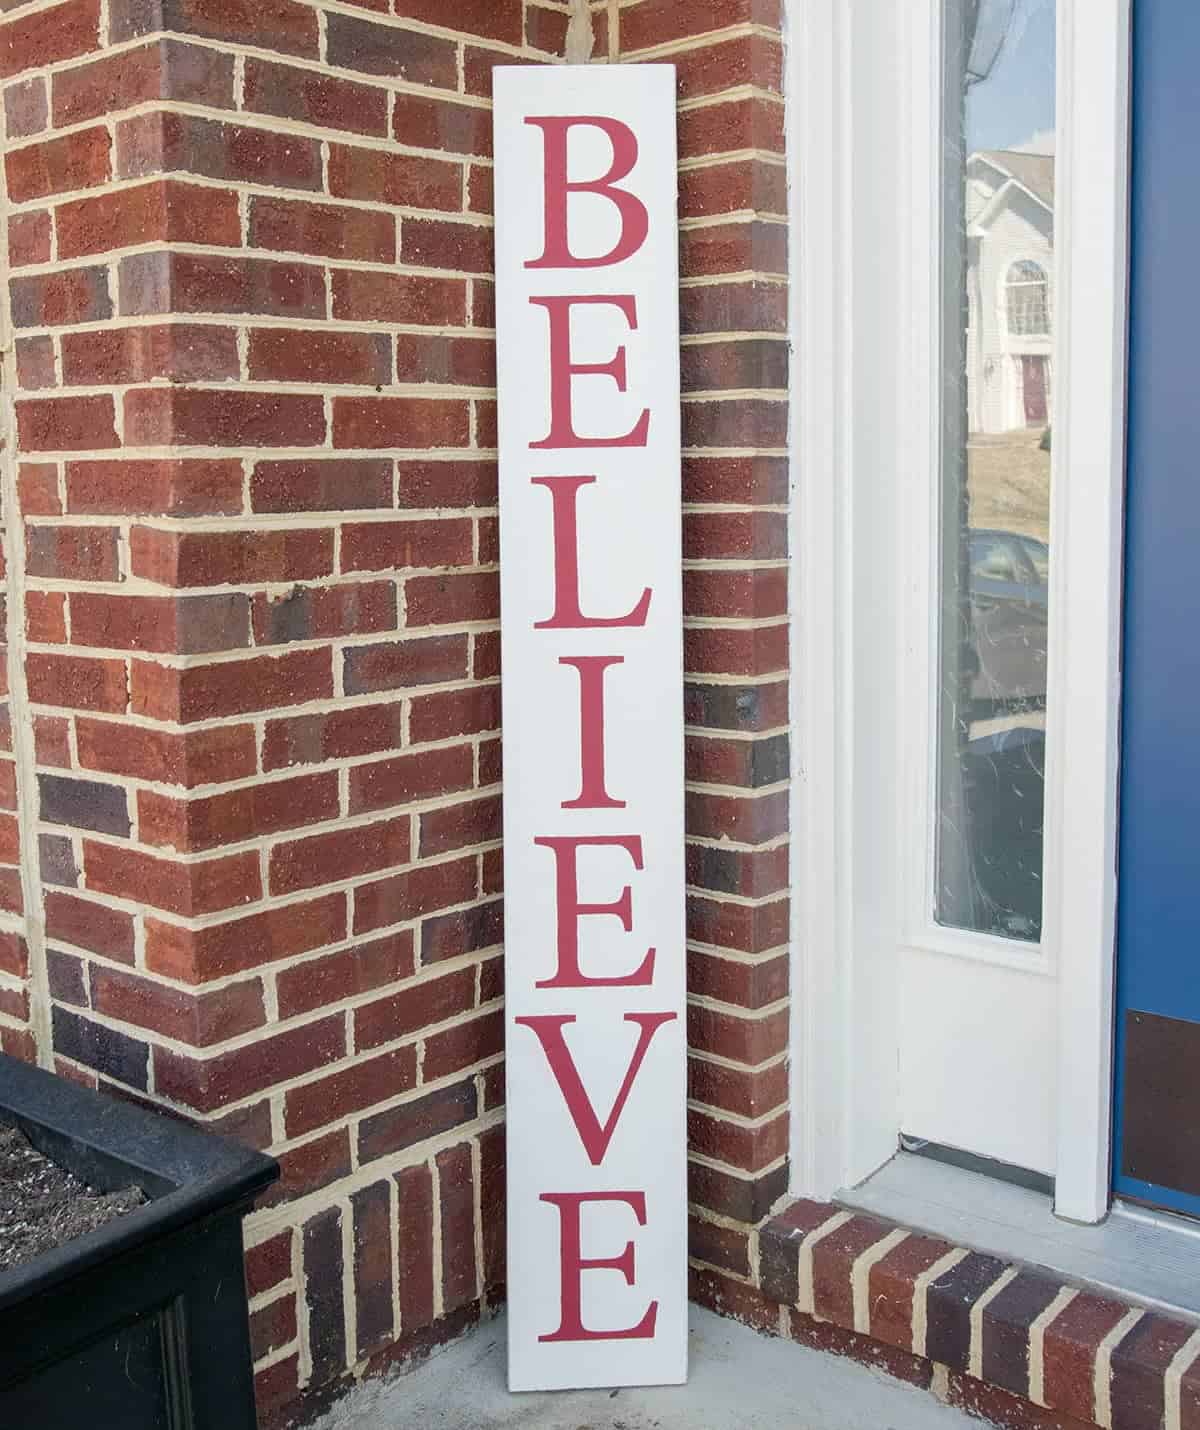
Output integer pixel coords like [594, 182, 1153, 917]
[494, 66, 685, 1393]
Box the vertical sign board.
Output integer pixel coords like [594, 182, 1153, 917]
[493, 65, 686, 1393]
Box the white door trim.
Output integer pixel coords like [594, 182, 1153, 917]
[785, 0, 1131, 1223]
[1044, 0, 1131, 1222]
[784, 0, 858, 1213]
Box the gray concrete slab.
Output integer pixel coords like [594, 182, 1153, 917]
[311, 1306, 979, 1429]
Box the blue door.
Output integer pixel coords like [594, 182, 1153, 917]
[1113, 0, 1200, 1215]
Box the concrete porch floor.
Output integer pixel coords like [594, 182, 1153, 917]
[310, 1306, 980, 1430]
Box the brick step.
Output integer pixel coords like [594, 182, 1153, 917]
[689, 1198, 1200, 1430]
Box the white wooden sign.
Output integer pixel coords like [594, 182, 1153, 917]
[493, 65, 686, 1393]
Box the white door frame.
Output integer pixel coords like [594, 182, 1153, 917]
[785, 0, 1131, 1224]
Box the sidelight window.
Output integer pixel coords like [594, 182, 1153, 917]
[936, 0, 1056, 943]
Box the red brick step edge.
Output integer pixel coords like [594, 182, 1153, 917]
[690, 1198, 1200, 1430]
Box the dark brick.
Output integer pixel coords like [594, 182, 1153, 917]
[52, 38, 236, 126]
[685, 679, 788, 733]
[45, 948, 87, 1006]
[478, 956, 503, 1006]
[982, 1271, 1062, 1397]
[251, 458, 393, 514]
[52, 1006, 148, 1089]
[108, 0, 320, 59]
[119, 250, 326, 320]
[687, 843, 789, 900]
[480, 1124, 505, 1293]
[325, 13, 457, 86]
[1110, 1313, 1193, 1430]
[71, 591, 251, 656]
[750, 733, 790, 785]
[681, 336, 788, 392]
[5, 77, 47, 139]
[343, 635, 469, 696]
[482, 1059, 504, 1113]
[689, 1214, 751, 1278]
[420, 899, 503, 965]
[250, 1295, 297, 1361]
[395, 1162, 435, 1333]
[437, 1143, 476, 1314]
[244, 58, 388, 137]
[352, 1180, 395, 1357]
[39, 833, 80, 888]
[117, 110, 322, 191]
[688, 1158, 787, 1225]
[251, 581, 395, 648]
[262, 702, 406, 772]
[302, 1206, 345, 1384]
[358, 1079, 476, 1164]
[925, 1251, 1008, 1373]
[418, 795, 501, 858]
[27, 525, 119, 582]
[757, 1200, 837, 1306]
[39, 774, 130, 837]
[206, 1100, 270, 1153]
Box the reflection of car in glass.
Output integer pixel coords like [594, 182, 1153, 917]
[952, 723, 1045, 941]
[967, 527, 1048, 710]
[946, 528, 1050, 940]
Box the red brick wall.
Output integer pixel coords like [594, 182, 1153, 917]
[606, 0, 791, 1285]
[0, 0, 789, 1418]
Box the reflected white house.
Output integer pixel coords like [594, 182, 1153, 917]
[965, 149, 1054, 433]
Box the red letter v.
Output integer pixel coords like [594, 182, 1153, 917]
[515, 1013, 676, 1165]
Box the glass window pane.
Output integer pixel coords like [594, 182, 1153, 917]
[937, 0, 1055, 943]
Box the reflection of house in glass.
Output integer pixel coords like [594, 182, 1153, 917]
[965, 149, 1054, 432]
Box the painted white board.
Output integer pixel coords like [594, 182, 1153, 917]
[493, 64, 686, 1393]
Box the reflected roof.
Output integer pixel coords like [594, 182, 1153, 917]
[975, 149, 1055, 210]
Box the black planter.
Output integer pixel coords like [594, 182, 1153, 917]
[0, 1054, 278, 1429]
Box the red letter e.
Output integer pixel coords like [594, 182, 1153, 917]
[540, 1191, 658, 1343]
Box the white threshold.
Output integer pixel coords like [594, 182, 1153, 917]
[839, 1152, 1200, 1323]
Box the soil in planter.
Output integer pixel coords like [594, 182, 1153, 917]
[0, 1120, 145, 1272]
